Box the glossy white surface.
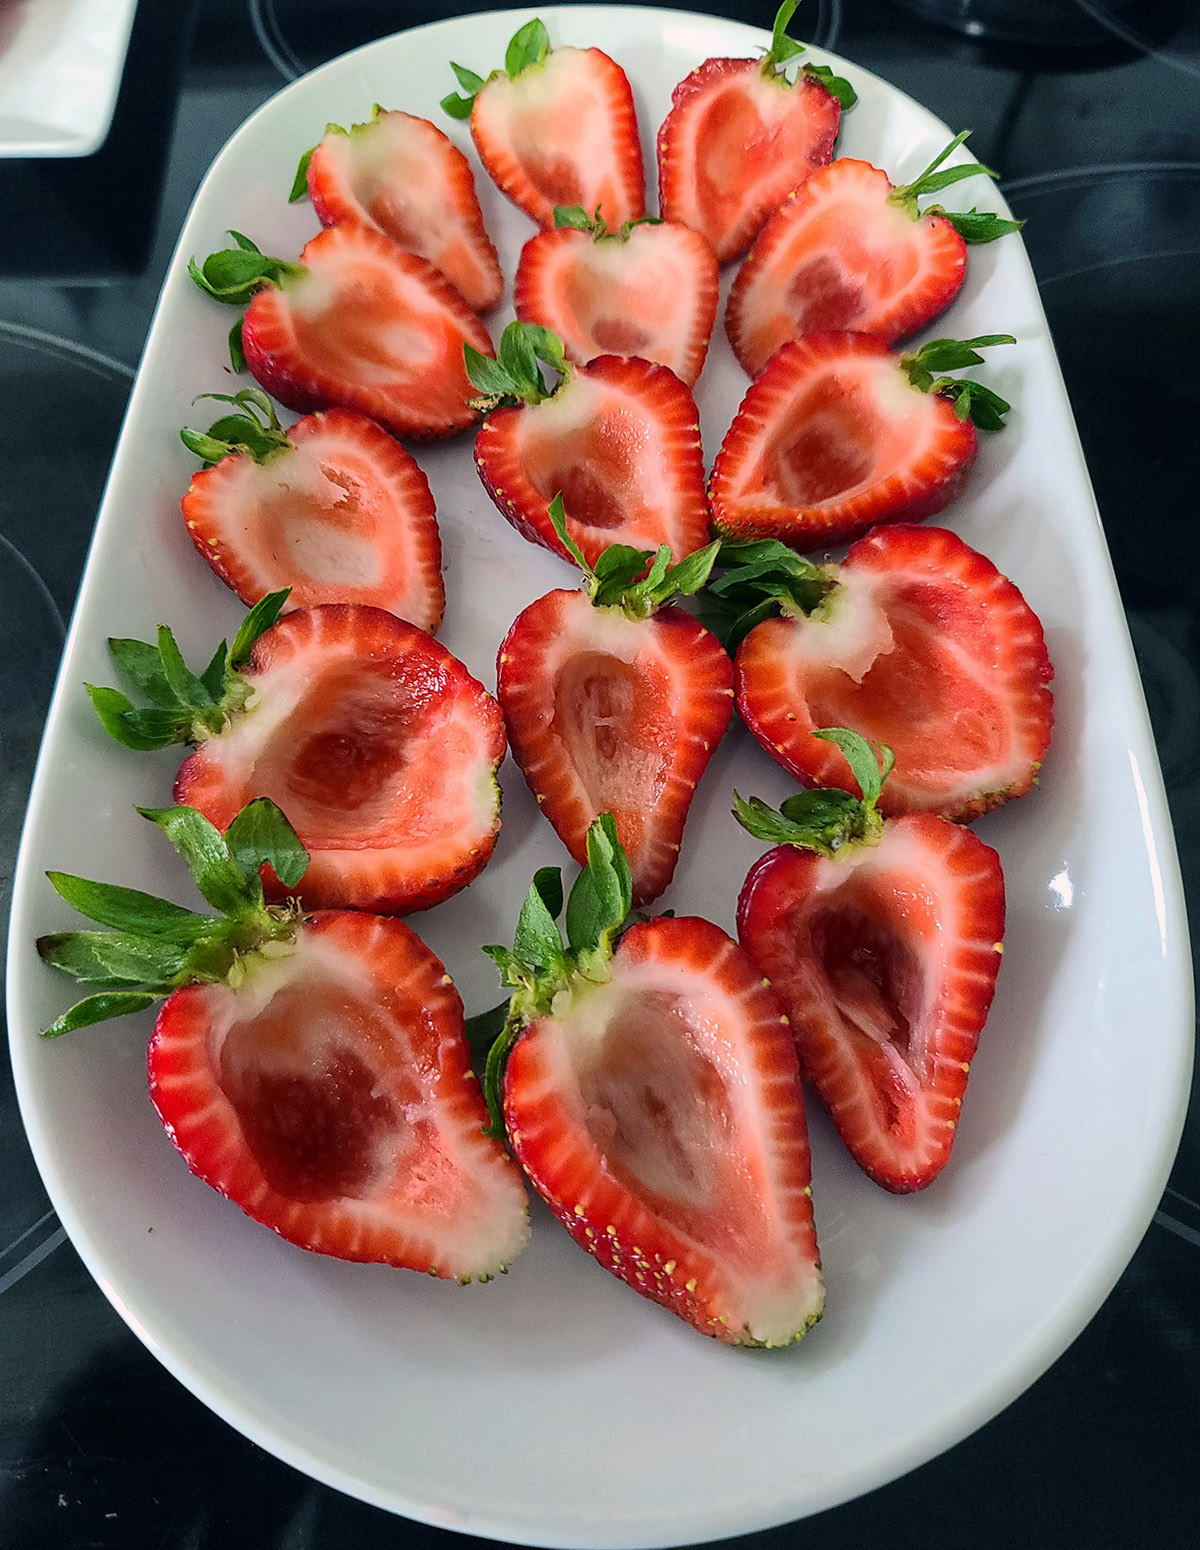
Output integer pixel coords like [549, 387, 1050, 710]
[0, 0, 137, 157]
[7, 8, 1193, 1545]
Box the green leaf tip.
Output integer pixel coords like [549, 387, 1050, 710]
[888, 131, 1021, 237]
[181, 387, 290, 467]
[698, 539, 832, 649]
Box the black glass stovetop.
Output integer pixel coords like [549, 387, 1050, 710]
[2, 2, 1197, 1545]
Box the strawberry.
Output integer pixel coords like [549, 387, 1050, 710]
[289, 106, 503, 312]
[442, 18, 643, 230]
[86, 594, 506, 913]
[728, 135, 1029, 378]
[467, 322, 712, 569]
[711, 529, 1052, 821]
[734, 729, 1005, 1192]
[656, 1, 853, 265]
[709, 332, 1014, 549]
[497, 504, 730, 905]
[189, 227, 493, 440]
[180, 389, 444, 631]
[36, 800, 529, 1277]
[727, 133, 1025, 376]
[476, 816, 824, 1344]
[514, 205, 719, 387]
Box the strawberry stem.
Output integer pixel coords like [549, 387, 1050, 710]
[733, 729, 893, 858]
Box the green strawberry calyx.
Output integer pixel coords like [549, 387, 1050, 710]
[181, 387, 292, 466]
[474, 814, 633, 1136]
[85, 590, 289, 752]
[547, 495, 721, 619]
[464, 319, 571, 410]
[699, 538, 836, 651]
[36, 799, 310, 1037]
[733, 728, 894, 859]
[887, 130, 1024, 245]
[900, 334, 1017, 430]
[760, 1, 857, 109]
[552, 204, 663, 243]
[442, 17, 552, 120]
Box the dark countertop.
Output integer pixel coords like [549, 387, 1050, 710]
[2, 2, 1197, 1545]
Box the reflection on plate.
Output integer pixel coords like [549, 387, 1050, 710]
[6, 7, 1192, 1546]
[0, 0, 137, 158]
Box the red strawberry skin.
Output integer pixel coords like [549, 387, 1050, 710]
[181, 408, 445, 631]
[727, 159, 968, 376]
[657, 58, 839, 264]
[497, 591, 733, 905]
[736, 526, 1054, 820]
[738, 816, 1005, 1192]
[174, 605, 506, 913]
[710, 333, 977, 549]
[241, 225, 494, 440]
[307, 110, 503, 312]
[514, 220, 719, 387]
[471, 46, 644, 229]
[474, 355, 711, 568]
[149, 911, 528, 1277]
[504, 915, 824, 1344]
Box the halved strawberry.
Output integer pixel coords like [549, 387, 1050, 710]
[656, 1, 852, 264]
[468, 322, 711, 568]
[290, 107, 503, 313]
[86, 595, 506, 913]
[735, 730, 1005, 1192]
[180, 390, 444, 630]
[727, 134, 1024, 376]
[37, 801, 529, 1277]
[514, 206, 719, 387]
[189, 227, 493, 439]
[709, 332, 1013, 549]
[718, 528, 1053, 820]
[443, 18, 643, 230]
[497, 511, 730, 905]
[478, 817, 823, 1344]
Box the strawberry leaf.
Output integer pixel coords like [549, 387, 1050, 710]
[505, 17, 550, 78]
[40, 991, 159, 1039]
[813, 727, 894, 808]
[699, 539, 831, 647]
[137, 806, 262, 920]
[901, 335, 1015, 427]
[565, 814, 632, 957]
[38, 931, 194, 988]
[183, 389, 290, 466]
[734, 728, 893, 856]
[546, 492, 592, 573]
[288, 147, 315, 202]
[942, 208, 1025, 244]
[765, 0, 805, 71]
[554, 204, 600, 233]
[189, 237, 306, 306]
[158, 625, 215, 708]
[228, 319, 246, 374]
[802, 63, 857, 108]
[106, 637, 178, 707]
[229, 589, 290, 668]
[514, 869, 568, 972]
[464, 344, 520, 401]
[45, 873, 214, 936]
[84, 686, 189, 751]
[225, 798, 309, 890]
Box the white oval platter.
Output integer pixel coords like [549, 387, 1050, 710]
[6, 7, 1193, 1546]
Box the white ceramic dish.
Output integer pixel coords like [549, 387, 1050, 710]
[0, 0, 137, 158]
[7, 7, 1193, 1545]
